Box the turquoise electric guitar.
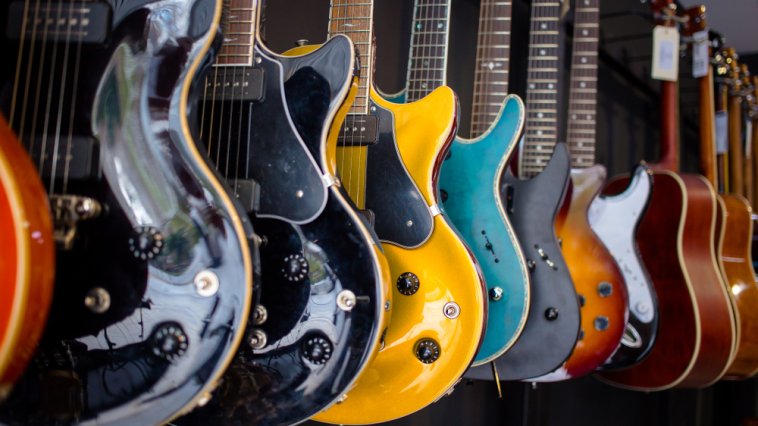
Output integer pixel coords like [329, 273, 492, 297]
[387, 0, 529, 365]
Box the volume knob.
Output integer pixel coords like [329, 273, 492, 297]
[282, 253, 309, 282]
[302, 335, 333, 365]
[150, 322, 189, 362]
[414, 338, 441, 364]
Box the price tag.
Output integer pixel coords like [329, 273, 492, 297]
[746, 120, 753, 157]
[692, 30, 709, 78]
[715, 111, 728, 154]
[651, 26, 679, 82]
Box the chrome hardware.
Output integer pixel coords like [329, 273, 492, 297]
[51, 194, 102, 250]
[384, 301, 391, 311]
[594, 316, 610, 331]
[406, 220, 414, 227]
[282, 253, 309, 282]
[322, 173, 340, 187]
[545, 259, 557, 269]
[194, 270, 220, 297]
[443, 302, 460, 319]
[248, 329, 267, 350]
[302, 335, 333, 365]
[489, 287, 504, 301]
[414, 338, 441, 364]
[128, 226, 164, 260]
[335, 394, 348, 404]
[196, 392, 212, 408]
[597, 282, 613, 297]
[621, 324, 643, 348]
[544, 307, 559, 321]
[295, 39, 309, 46]
[429, 204, 442, 216]
[295, 190, 304, 198]
[397, 272, 420, 295]
[151, 323, 189, 362]
[536, 246, 547, 259]
[635, 302, 650, 315]
[253, 305, 268, 325]
[527, 260, 536, 270]
[336, 290, 357, 311]
[84, 287, 111, 314]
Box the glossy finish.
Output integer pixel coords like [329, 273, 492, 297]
[589, 165, 658, 369]
[315, 86, 487, 424]
[467, 143, 580, 381]
[0, 114, 54, 399]
[0, 1, 254, 423]
[533, 165, 628, 381]
[599, 171, 736, 390]
[438, 95, 530, 364]
[721, 194, 758, 378]
[183, 35, 390, 425]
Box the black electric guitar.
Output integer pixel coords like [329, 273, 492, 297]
[0, 0, 255, 424]
[180, 1, 389, 425]
[466, 0, 580, 382]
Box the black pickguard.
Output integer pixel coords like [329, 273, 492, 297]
[363, 102, 433, 247]
[0, 1, 254, 424]
[466, 143, 580, 381]
[182, 37, 385, 425]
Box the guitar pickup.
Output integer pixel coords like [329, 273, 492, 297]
[27, 135, 99, 180]
[6, 1, 111, 44]
[205, 67, 265, 102]
[230, 179, 261, 213]
[337, 115, 379, 146]
[50, 194, 102, 250]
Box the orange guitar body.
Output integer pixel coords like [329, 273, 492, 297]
[548, 165, 627, 380]
[0, 114, 54, 399]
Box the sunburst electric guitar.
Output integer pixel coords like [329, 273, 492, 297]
[385, 0, 530, 368]
[313, 0, 487, 423]
[0, 1, 255, 423]
[179, 1, 391, 424]
[0, 113, 54, 400]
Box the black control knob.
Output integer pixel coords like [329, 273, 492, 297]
[594, 316, 609, 331]
[397, 272, 420, 296]
[544, 307, 559, 321]
[302, 335, 333, 365]
[598, 282, 613, 297]
[150, 322, 189, 362]
[129, 226, 164, 260]
[414, 338, 441, 364]
[282, 253, 309, 282]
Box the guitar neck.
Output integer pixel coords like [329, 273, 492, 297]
[698, 60, 717, 187]
[329, 0, 375, 115]
[520, 0, 562, 177]
[469, 0, 514, 138]
[566, 0, 599, 169]
[404, 0, 451, 102]
[215, 0, 257, 67]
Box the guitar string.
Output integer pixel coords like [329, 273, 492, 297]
[232, 0, 253, 197]
[361, 0, 373, 208]
[38, 0, 63, 189]
[29, 0, 54, 173]
[62, 0, 86, 195]
[222, 1, 241, 186]
[215, 35, 231, 183]
[16, 0, 43, 152]
[8, 0, 31, 130]
[343, 1, 356, 208]
[48, 1, 77, 195]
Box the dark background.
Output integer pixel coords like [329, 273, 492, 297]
[262, 1, 758, 425]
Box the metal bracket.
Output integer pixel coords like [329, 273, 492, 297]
[322, 173, 340, 187]
[429, 204, 442, 217]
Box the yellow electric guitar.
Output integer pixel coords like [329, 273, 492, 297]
[311, 0, 487, 423]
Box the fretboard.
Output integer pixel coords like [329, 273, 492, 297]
[329, 0, 374, 114]
[404, 0, 451, 102]
[566, 0, 599, 169]
[215, 0, 257, 67]
[470, 0, 514, 137]
[521, 0, 562, 177]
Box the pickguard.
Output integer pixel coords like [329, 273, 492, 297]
[364, 102, 433, 247]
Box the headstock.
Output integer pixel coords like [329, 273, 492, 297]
[683, 5, 707, 36]
[724, 47, 742, 89]
[650, 0, 677, 26]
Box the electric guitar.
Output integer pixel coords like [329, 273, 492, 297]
[180, 1, 391, 424]
[532, 0, 630, 382]
[314, 0, 487, 423]
[469, 0, 582, 382]
[385, 0, 530, 367]
[715, 44, 758, 379]
[0, 113, 54, 400]
[0, 1, 255, 423]
[599, 0, 736, 390]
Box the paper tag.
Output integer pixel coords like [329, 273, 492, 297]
[715, 111, 728, 154]
[692, 30, 709, 78]
[746, 120, 753, 158]
[651, 26, 680, 82]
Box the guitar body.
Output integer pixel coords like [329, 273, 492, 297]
[720, 194, 758, 378]
[0, 1, 255, 423]
[589, 165, 658, 369]
[534, 164, 628, 381]
[0, 114, 54, 399]
[315, 86, 487, 424]
[184, 36, 390, 425]
[438, 95, 530, 364]
[600, 171, 736, 390]
[467, 143, 580, 381]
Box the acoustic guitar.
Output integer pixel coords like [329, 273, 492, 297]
[532, 0, 629, 382]
[178, 1, 391, 425]
[0, 113, 53, 400]
[313, 0, 487, 423]
[599, 0, 736, 390]
[0, 1, 255, 423]
[469, 0, 582, 382]
[713, 45, 758, 379]
[385, 0, 530, 367]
